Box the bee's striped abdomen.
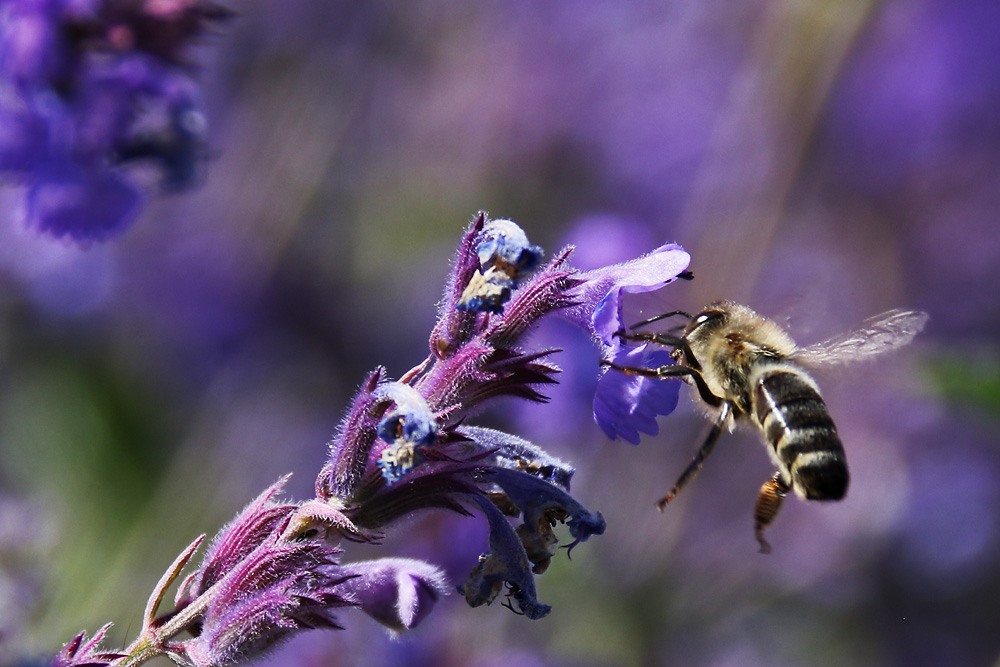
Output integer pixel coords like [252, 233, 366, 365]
[753, 368, 849, 501]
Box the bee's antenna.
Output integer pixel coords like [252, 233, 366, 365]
[630, 310, 692, 330]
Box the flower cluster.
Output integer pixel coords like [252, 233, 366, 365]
[0, 0, 231, 242]
[48, 214, 689, 666]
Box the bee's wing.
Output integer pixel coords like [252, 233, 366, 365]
[792, 309, 929, 368]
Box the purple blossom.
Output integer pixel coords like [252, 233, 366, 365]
[0, 0, 230, 242]
[564, 242, 691, 349]
[310, 215, 613, 618]
[560, 242, 691, 443]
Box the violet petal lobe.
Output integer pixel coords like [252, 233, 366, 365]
[593, 343, 680, 444]
[337, 558, 450, 632]
[563, 242, 691, 346]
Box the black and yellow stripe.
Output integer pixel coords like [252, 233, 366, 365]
[753, 368, 849, 501]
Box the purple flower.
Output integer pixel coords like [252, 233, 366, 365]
[560, 242, 691, 443]
[24, 160, 141, 242]
[564, 242, 691, 349]
[0, 0, 230, 242]
[43, 215, 685, 665]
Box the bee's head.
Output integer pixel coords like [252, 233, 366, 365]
[684, 304, 729, 339]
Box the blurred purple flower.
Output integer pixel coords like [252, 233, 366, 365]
[560, 242, 690, 443]
[0, 0, 230, 242]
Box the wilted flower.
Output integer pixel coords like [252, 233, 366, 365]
[375, 382, 438, 484]
[0, 0, 231, 241]
[457, 217, 545, 313]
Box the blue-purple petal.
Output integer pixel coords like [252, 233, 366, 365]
[461, 494, 550, 620]
[25, 160, 141, 242]
[564, 243, 691, 345]
[338, 558, 449, 632]
[593, 344, 680, 444]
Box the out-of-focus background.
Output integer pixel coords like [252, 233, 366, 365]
[2, 2, 999, 665]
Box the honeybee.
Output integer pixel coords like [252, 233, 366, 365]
[604, 301, 928, 553]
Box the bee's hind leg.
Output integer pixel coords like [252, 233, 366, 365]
[754, 472, 790, 554]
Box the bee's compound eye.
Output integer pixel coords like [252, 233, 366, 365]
[692, 309, 725, 329]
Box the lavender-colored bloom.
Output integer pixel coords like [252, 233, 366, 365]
[24, 160, 141, 242]
[328, 415, 600, 619]
[564, 242, 691, 349]
[0, 0, 229, 242]
[560, 242, 691, 443]
[42, 214, 684, 665]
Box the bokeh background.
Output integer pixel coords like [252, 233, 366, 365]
[3, 1, 1000, 665]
